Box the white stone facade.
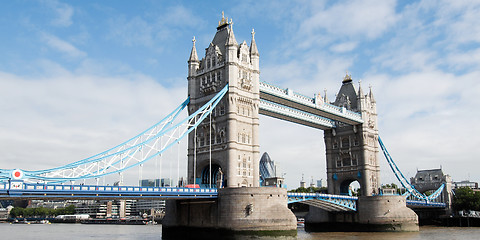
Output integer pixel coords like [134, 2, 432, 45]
[324, 74, 380, 196]
[187, 16, 260, 188]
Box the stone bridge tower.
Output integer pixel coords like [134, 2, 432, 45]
[324, 74, 380, 196]
[187, 14, 260, 188]
[163, 14, 296, 237]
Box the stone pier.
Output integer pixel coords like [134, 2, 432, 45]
[305, 195, 419, 232]
[162, 187, 297, 239]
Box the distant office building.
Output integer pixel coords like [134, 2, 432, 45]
[259, 152, 284, 187]
[453, 180, 478, 189]
[140, 179, 160, 187]
[317, 179, 327, 188]
[161, 178, 173, 187]
[137, 179, 167, 214]
[0, 206, 12, 220]
[134, 199, 166, 214]
[260, 152, 276, 181]
[75, 200, 134, 218]
[28, 200, 75, 209]
[139, 178, 174, 187]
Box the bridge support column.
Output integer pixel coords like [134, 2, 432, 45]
[357, 195, 418, 231]
[305, 196, 418, 232]
[162, 187, 296, 239]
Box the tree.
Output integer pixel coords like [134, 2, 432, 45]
[453, 187, 480, 211]
[65, 205, 75, 214]
[288, 186, 328, 193]
[9, 207, 24, 218]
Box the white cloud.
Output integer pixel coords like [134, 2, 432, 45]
[366, 69, 480, 183]
[330, 41, 358, 53]
[0, 68, 186, 179]
[43, 0, 74, 27]
[299, 0, 398, 41]
[434, 0, 480, 45]
[106, 5, 205, 48]
[108, 16, 155, 47]
[40, 32, 86, 58]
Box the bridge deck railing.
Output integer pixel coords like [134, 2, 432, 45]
[259, 81, 363, 123]
[0, 182, 218, 199]
[260, 99, 335, 128]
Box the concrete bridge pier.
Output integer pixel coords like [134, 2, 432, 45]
[162, 187, 297, 239]
[305, 195, 419, 232]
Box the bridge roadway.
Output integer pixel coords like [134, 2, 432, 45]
[259, 81, 364, 129]
[0, 182, 445, 210]
[0, 182, 217, 200]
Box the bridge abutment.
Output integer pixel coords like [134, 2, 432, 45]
[162, 187, 297, 239]
[357, 195, 419, 231]
[305, 195, 419, 232]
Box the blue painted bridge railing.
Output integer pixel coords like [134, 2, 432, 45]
[406, 200, 446, 208]
[0, 181, 217, 200]
[0, 181, 446, 210]
[287, 192, 357, 211]
[287, 192, 447, 211]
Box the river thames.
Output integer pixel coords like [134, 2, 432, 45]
[1, 224, 480, 240]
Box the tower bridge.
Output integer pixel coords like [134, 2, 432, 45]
[0, 14, 449, 237]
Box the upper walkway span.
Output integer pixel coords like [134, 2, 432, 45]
[259, 81, 364, 129]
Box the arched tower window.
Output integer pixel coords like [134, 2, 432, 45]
[342, 138, 350, 148]
[219, 105, 225, 115]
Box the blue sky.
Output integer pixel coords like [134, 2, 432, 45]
[1, 0, 479, 189]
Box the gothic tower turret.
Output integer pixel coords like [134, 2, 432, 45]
[186, 13, 260, 188]
[188, 37, 200, 99]
[324, 73, 380, 196]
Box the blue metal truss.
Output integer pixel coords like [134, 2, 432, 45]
[0, 181, 217, 200]
[0, 84, 229, 184]
[378, 137, 446, 203]
[287, 192, 357, 211]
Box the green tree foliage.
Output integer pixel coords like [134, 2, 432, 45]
[381, 183, 407, 195]
[382, 183, 398, 189]
[453, 187, 480, 211]
[9, 205, 76, 218]
[289, 186, 328, 193]
[9, 207, 24, 218]
[65, 205, 75, 214]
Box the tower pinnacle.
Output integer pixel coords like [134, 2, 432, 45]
[250, 28, 259, 56]
[217, 11, 229, 29]
[343, 71, 352, 83]
[188, 36, 199, 62]
[358, 80, 364, 99]
[226, 23, 237, 46]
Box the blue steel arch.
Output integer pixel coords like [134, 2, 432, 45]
[0, 84, 229, 184]
[201, 164, 221, 188]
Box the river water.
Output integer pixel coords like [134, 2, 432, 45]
[1, 224, 479, 240]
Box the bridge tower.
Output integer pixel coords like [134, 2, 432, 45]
[163, 14, 296, 238]
[324, 74, 380, 196]
[187, 14, 260, 188]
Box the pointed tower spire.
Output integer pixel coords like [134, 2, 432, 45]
[358, 80, 364, 99]
[188, 36, 199, 63]
[250, 28, 259, 56]
[226, 20, 237, 46]
[323, 88, 329, 103]
[368, 85, 376, 103]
